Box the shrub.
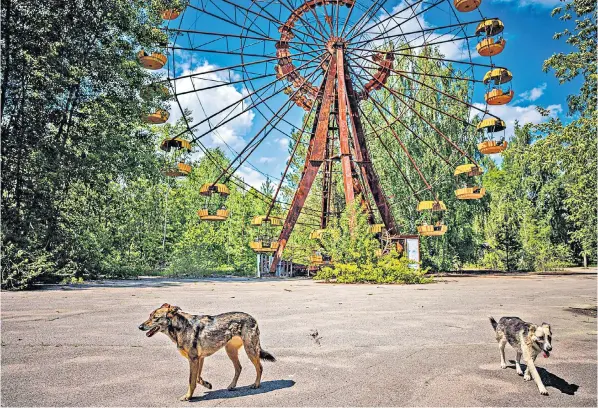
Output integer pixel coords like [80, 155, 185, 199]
[314, 253, 432, 284]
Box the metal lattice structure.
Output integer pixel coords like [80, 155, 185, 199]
[140, 0, 512, 273]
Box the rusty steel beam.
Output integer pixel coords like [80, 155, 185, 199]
[336, 48, 356, 208]
[269, 57, 338, 273]
[343, 60, 399, 235]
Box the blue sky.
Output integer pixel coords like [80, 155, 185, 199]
[161, 0, 579, 188]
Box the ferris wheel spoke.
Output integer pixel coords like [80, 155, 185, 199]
[346, 66, 433, 193]
[161, 54, 303, 84]
[188, 3, 270, 40]
[343, 0, 391, 42]
[168, 45, 276, 58]
[350, 0, 444, 44]
[346, 0, 427, 42]
[347, 65, 454, 168]
[345, 50, 497, 118]
[277, 0, 330, 43]
[305, 4, 333, 39]
[263, 59, 334, 220]
[171, 50, 325, 142]
[230, 0, 327, 47]
[348, 30, 478, 55]
[338, 0, 358, 39]
[214, 56, 329, 185]
[347, 66, 423, 199]
[239, 56, 328, 140]
[350, 17, 490, 47]
[367, 80, 480, 165]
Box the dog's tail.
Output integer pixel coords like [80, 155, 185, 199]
[489, 316, 498, 331]
[259, 349, 276, 362]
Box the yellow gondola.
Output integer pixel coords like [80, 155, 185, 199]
[163, 162, 191, 177]
[143, 109, 169, 124]
[369, 224, 386, 234]
[477, 118, 508, 154]
[249, 215, 283, 252]
[251, 215, 283, 226]
[416, 200, 446, 212]
[453, 0, 481, 12]
[454, 164, 485, 200]
[160, 137, 191, 152]
[483, 68, 514, 105]
[198, 183, 230, 221]
[137, 51, 167, 70]
[455, 187, 486, 200]
[309, 229, 326, 239]
[417, 223, 448, 236]
[476, 37, 506, 57]
[200, 183, 230, 196]
[309, 251, 332, 266]
[417, 200, 447, 237]
[454, 163, 483, 177]
[197, 208, 230, 221]
[249, 240, 279, 253]
[484, 89, 514, 105]
[483, 68, 512, 85]
[475, 19, 504, 36]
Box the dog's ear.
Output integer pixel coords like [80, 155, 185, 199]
[528, 324, 538, 339]
[541, 322, 550, 327]
[166, 305, 180, 318]
[160, 303, 171, 309]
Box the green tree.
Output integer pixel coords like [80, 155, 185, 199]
[534, 0, 597, 267]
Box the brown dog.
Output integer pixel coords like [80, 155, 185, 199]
[139, 304, 275, 401]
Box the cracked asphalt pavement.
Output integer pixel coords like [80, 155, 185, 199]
[2, 271, 596, 406]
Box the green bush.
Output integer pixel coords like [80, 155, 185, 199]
[314, 253, 432, 284]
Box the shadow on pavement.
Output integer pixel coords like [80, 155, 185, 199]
[193, 380, 296, 402]
[508, 361, 580, 395]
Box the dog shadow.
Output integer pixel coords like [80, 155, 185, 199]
[508, 360, 580, 395]
[193, 379, 295, 401]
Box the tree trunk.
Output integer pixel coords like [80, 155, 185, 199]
[583, 253, 587, 269]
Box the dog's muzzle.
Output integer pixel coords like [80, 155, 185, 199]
[139, 323, 160, 337]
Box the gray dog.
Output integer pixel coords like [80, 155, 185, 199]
[490, 316, 553, 395]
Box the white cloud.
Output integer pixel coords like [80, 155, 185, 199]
[491, 0, 561, 7]
[274, 137, 290, 150]
[168, 59, 255, 151]
[258, 156, 276, 164]
[472, 103, 562, 139]
[236, 165, 266, 189]
[518, 83, 547, 102]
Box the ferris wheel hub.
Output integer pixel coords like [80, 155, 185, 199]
[325, 37, 347, 54]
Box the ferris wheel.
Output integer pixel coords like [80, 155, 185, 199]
[138, 0, 512, 272]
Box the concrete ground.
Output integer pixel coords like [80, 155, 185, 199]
[2, 272, 596, 407]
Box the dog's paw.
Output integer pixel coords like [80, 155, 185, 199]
[523, 374, 532, 381]
[516, 369, 524, 376]
[500, 363, 507, 369]
[250, 384, 260, 389]
[539, 388, 549, 396]
[227, 385, 236, 391]
[179, 394, 192, 401]
[200, 381, 212, 390]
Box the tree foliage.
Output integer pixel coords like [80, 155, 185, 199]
[1, 0, 595, 288]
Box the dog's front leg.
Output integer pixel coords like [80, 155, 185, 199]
[180, 357, 199, 401]
[515, 351, 524, 376]
[196, 357, 212, 389]
[524, 358, 548, 395]
[498, 338, 507, 369]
